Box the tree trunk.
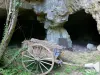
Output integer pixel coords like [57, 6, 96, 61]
[0, 0, 19, 59]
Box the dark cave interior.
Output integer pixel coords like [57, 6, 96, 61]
[11, 9, 46, 44]
[64, 10, 100, 45]
[0, 9, 100, 46]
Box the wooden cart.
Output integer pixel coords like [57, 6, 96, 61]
[21, 38, 68, 75]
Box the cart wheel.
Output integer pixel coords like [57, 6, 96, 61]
[22, 44, 54, 75]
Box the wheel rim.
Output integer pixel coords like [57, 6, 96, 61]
[22, 44, 54, 75]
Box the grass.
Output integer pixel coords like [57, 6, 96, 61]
[49, 65, 100, 75]
[0, 65, 99, 75]
[0, 45, 100, 75]
[0, 67, 31, 75]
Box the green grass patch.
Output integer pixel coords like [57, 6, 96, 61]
[0, 67, 31, 75]
[0, 45, 100, 75]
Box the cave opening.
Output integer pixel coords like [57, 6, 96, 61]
[0, 9, 7, 42]
[64, 10, 100, 47]
[10, 9, 46, 45]
[0, 18, 6, 41]
[1, 9, 100, 49]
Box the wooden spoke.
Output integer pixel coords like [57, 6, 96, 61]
[26, 61, 35, 68]
[39, 46, 42, 50]
[40, 61, 52, 66]
[41, 58, 52, 61]
[38, 48, 42, 56]
[39, 63, 43, 73]
[31, 63, 36, 70]
[36, 63, 39, 73]
[23, 55, 34, 59]
[23, 60, 35, 62]
[27, 50, 35, 58]
[40, 62, 49, 71]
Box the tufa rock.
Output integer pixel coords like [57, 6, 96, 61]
[97, 45, 100, 51]
[87, 43, 96, 51]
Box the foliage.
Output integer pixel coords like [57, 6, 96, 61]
[1, 46, 100, 75]
[0, 67, 31, 75]
[80, 69, 98, 75]
[14, 0, 22, 8]
[53, 65, 99, 75]
[0, 66, 99, 75]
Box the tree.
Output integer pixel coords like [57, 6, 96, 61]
[0, 0, 20, 59]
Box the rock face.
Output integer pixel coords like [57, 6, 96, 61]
[1, 0, 100, 31]
[67, 0, 100, 34]
[97, 45, 100, 51]
[31, 0, 72, 48]
[33, 0, 69, 29]
[30, 0, 100, 48]
[1, 0, 100, 48]
[46, 27, 72, 48]
[87, 43, 96, 51]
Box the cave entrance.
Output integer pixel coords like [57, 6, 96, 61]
[10, 9, 46, 45]
[0, 9, 7, 42]
[64, 10, 100, 51]
[1, 9, 100, 50]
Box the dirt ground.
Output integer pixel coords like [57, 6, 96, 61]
[48, 43, 100, 75]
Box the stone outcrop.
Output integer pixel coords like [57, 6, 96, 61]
[30, 0, 100, 48]
[1, 0, 100, 48]
[67, 0, 100, 34]
[31, 0, 72, 48]
[46, 27, 72, 48]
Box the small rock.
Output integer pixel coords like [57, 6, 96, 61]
[84, 62, 100, 72]
[97, 45, 100, 51]
[87, 43, 96, 51]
